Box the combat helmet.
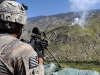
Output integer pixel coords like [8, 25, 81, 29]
[0, 0, 27, 25]
[0, 0, 27, 34]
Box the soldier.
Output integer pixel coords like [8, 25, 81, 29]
[30, 27, 45, 75]
[0, 1, 43, 75]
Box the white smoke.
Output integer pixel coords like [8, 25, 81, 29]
[71, 18, 79, 26]
[69, 0, 100, 27]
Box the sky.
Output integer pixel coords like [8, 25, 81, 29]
[17, 0, 100, 18]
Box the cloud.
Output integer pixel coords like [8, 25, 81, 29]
[69, 0, 100, 11]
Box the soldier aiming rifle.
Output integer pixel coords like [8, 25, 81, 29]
[29, 27, 48, 74]
[21, 27, 49, 75]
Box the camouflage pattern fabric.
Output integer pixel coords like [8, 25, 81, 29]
[0, 1, 27, 25]
[32, 64, 44, 75]
[0, 34, 41, 75]
[0, 0, 13, 3]
[38, 64, 44, 75]
[30, 34, 45, 75]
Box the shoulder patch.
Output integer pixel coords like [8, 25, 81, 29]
[29, 56, 38, 69]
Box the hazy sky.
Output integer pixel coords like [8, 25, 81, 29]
[17, 0, 100, 18]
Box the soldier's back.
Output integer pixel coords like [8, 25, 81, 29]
[0, 34, 38, 75]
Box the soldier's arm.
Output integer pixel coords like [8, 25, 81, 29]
[21, 43, 39, 75]
[12, 41, 39, 75]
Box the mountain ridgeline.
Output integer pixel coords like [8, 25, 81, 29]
[22, 9, 100, 62]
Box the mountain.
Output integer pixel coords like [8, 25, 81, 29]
[21, 9, 100, 62]
[26, 12, 75, 31]
[25, 9, 100, 31]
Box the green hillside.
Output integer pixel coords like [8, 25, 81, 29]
[45, 17, 100, 62]
[20, 9, 100, 72]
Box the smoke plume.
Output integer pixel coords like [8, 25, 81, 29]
[69, 0, 100, 27]
[71, 18, 79, 26]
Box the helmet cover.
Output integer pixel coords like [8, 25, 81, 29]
[0, 1, 27, 25]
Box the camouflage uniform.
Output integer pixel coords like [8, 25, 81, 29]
[0, 34, 40, 75]
[0, 1, 44, 75]
[30, 31, 44, 75]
